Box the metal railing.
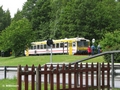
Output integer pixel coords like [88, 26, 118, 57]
[0, 66, 17, 79]
[70, 50, 120, 89]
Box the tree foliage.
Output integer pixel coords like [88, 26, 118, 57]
[12, 9, 24, 22]
[21, 0, 120, 41]
[22, 0, 37, 21]
[31, 0, 51, 40]
[0, 18, 35, 57]
[0, 6, 11, 32]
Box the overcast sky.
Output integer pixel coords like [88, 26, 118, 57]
[0, 0, 27, 18]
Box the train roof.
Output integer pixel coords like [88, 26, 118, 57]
[31, 37, 90, 45]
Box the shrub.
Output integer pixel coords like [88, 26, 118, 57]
[100, 30, 120, 63]
[103, 44, 120, 63]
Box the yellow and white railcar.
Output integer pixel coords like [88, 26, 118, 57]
[25, 37, 90, 56]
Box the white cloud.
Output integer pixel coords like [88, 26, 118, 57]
[0, 0, 27, 18]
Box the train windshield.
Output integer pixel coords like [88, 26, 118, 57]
[77, 40, 89, 47]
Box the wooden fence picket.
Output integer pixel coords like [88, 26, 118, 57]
[17, 63, 110, 90]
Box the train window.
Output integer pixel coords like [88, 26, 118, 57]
[77, 41, 82, 47]
[41, 45, 43, 49]
[40, 45, 43, 49]
[37, 45, 40, 49]
[64, 42, 68, 47]
[54, 44, 56, 48]
[33, 45, 36, 49]
[77, 40, 89, 47]
[44, 44, 46, 49]
[52, 44, 55, 48]
[60, 43, 63, 47]
[39, 45, 41, 49]
[56, 43, 59, 48]
[53, 44, 55, 48]
[81, 41, 89, 47]
[85, 42, 89, 47]
[72, 42, 76, 47]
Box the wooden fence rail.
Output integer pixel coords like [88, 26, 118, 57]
[17, 63, 110, 90]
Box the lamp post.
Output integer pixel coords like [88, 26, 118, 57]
[92, 38, 95, 44]
[47, 39, 54, 63]
[91, 38, 95, 55]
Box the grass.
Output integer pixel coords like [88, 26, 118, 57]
[0, 55, 106, 90]
[0, 78, 120, 90]
[0, 78, 17, 90]
[0, 55, 105, 66]
[0, 78, 63, 90]
[1, 55, 120, 90]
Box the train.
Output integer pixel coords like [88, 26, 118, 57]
[24, 37, 90, 56]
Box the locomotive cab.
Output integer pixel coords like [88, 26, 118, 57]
[76, 39, 90, 55]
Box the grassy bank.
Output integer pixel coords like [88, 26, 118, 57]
[0, 78, 119, 90]
[1, 55, 120, 90]
[0, 55, 105, 66]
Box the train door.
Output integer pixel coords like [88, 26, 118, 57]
[72, 42, 76, 54]
[68, 40, 73, 55]
[63, 42, 68, 54]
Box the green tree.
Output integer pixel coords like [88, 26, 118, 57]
[0, 6, 11, 32]
[22, 0, 37, 21]
[4, 10, 11, 28]
[54, 0, 120, 41]
[56, 0, 99, 39]
[50, 0, 71, 39]
[31, 0, 51, 40]
[12, 9, 24, 21]
[20, 0, 120, 41]
[0, 18, 35, 57]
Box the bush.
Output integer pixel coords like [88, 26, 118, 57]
[104, 44, 120, 63]
[100, 30, 120, 63]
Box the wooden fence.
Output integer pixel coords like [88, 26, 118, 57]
[17, 63, 110, 90]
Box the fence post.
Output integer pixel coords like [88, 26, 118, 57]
[24, 65, 28, 90]
[98, 63, 101, 90]
[17, 65, 22, 90]
[111, 53, 114, 89]
[31, 65, 35, 90]
[36, 67, 40, 90]
[4, 66, 7, 79]
[76, 63, 79, 86]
